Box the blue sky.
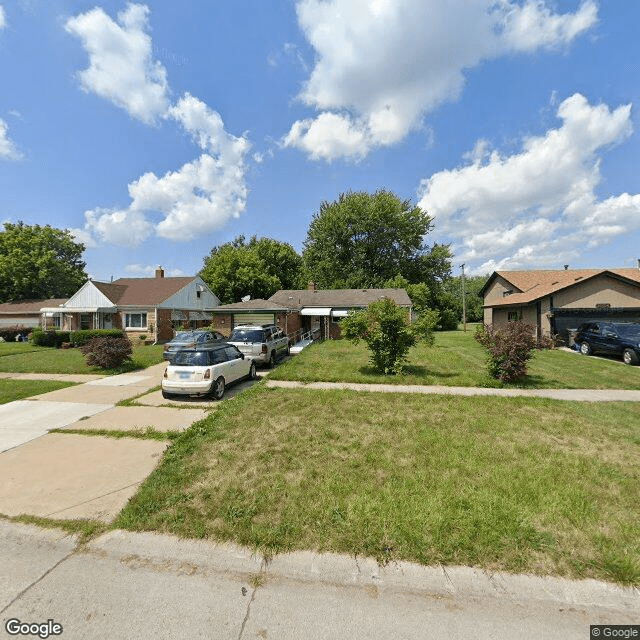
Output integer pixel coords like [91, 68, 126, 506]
[1, 0, 638, 282]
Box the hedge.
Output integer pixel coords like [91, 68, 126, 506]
[30, 328, 124, 347]
[0, 326, 32, 342]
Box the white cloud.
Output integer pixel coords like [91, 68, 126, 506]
[417, 93, 640, 272]
[0, 6, 6, 30]
[285, 0, 598, 161]
[76, 93, 250, 246]
[65, 4, 169, 124]
[0, 118, 22, 160]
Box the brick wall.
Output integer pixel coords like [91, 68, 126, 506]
[156, 309, 173, 342]
[210, 314, 233, 337]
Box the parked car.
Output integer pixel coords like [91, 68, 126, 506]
[575, 322, 640, 365]
[162, 343, 256, 399]
[227, 324, 290, 367]
[162, 330, 226, 363]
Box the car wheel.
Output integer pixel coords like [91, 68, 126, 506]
[211, 376, 225, 400]
[623, 348, 639, 365]
[249, 362, 257, 380]
[161, 389, 174, 400]
[580, 342, 591, 356]
[268, 351, 276, 368]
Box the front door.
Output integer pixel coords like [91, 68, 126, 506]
[103, 313, 113, 329]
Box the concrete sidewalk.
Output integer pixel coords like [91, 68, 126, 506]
[266, 379, 640, 401]
[1, 521, 638, 639]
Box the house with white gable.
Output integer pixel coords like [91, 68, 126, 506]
[40, 267, 221, 342]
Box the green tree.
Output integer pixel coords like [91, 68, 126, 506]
[0, 222, 87, 302]
[303, 190, 451, 288]
[442, 274, 489, 324]
[200, 235, 306, 304]
[341, 298, 437, 375]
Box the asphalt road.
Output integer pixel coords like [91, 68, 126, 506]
[2, 521, 638, 640]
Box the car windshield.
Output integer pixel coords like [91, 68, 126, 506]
[172, 331, 200, 342]
[172, 351, 211, 366]
[615, 324, 640, 339]
[230, 329, 264, 342]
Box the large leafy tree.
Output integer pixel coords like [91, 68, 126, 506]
[0, 222, 87, 302]
[303, 190, 451, 288]
[201, 235, 307, 304]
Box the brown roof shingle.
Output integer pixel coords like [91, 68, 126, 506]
[269, 288, 412, 308]
[0, 298, 68, 314]
[107, 277, 194, 306]
[485, 268, 640, 307]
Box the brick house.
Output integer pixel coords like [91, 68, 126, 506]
[210, 282, 413, 340]
[481, 267, 640, 342]
[40, 268, 221, 343]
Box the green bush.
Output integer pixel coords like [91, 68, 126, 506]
[341, 299, 418, 375]
[80, 336, 132, 369]
[71, 329, 124, 346]
[475, 322, 538, 382]
[0, 326, 31, 342]
[31, 328, 71, 347]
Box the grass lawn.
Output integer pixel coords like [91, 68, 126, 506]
[270, 330, 640, 389]
[115, 384, 640, 586]
[0, 342, 164, 374]
[0, 378, 77, 403]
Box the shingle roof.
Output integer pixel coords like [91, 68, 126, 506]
[0, 298, 68, 314]
[214, 299, 294, 311]
[484, 268, 640, 307]
[106, 277, 194, 305]
[269, 288, 412, 308]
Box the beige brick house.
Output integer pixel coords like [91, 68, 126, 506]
[40, 268, 221, 343]
[481, 267, 640, 342]
[210, 282, 413, 340]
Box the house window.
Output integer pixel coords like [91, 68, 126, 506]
[503, 289, 514, 297]
[507, 311, 519, 322]
[196, 290, 202, 299]
[80, 314, 91, 330]
[125, 312, 147, 329]
[52, 314, 61, 329]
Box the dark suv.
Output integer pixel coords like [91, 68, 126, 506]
[575, 322, 640, 365]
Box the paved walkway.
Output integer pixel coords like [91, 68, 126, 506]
[266, 379, 640, 401]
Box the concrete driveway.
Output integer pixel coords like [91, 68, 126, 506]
[0, 362, 236, 523]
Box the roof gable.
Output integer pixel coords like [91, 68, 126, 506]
[64, 281, 119, 309]
[111, 276, 195, 306]
[483, 268, 640, 307]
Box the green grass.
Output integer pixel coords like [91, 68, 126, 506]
[0, 378, 77, 403]
[3, 514, 108, 543]
[271, 330, 640, 389]
[51, 426, 180, 441]
[115, 384, 640, 585]
[0, 342, 164, 374]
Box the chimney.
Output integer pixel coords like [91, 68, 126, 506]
[637, 258, 640, 271]
[564, 265, 569, 270]
[308, 281, 317, 292]
[155, 266, 165, 279]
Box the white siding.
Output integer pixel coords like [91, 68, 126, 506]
[160, 277, 220, 310]
[64, 281, 115, 309]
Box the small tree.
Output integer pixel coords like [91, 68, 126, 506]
[341, 298, 436, 374]
[474, 322, 538, 382]
[80, 336, 132, 369]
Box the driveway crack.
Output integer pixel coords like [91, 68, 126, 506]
[237, 587, 257, 640]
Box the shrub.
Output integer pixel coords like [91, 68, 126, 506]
[0, 325, 31, 342]
[475, 321, 538, 383]
[536, 333, 560, 350]
[31, 328, 71, 347]
[80, 336, 132, 369]
[341, 298, 418, 375]
[72, 329, 124, 347]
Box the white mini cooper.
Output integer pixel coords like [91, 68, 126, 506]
[162, 343, 256, 400]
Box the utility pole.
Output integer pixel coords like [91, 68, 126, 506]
[461, 263, 467, 332]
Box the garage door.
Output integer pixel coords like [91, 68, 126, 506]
[553, 309, 640, 343]
[232, 313, 275, 328]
